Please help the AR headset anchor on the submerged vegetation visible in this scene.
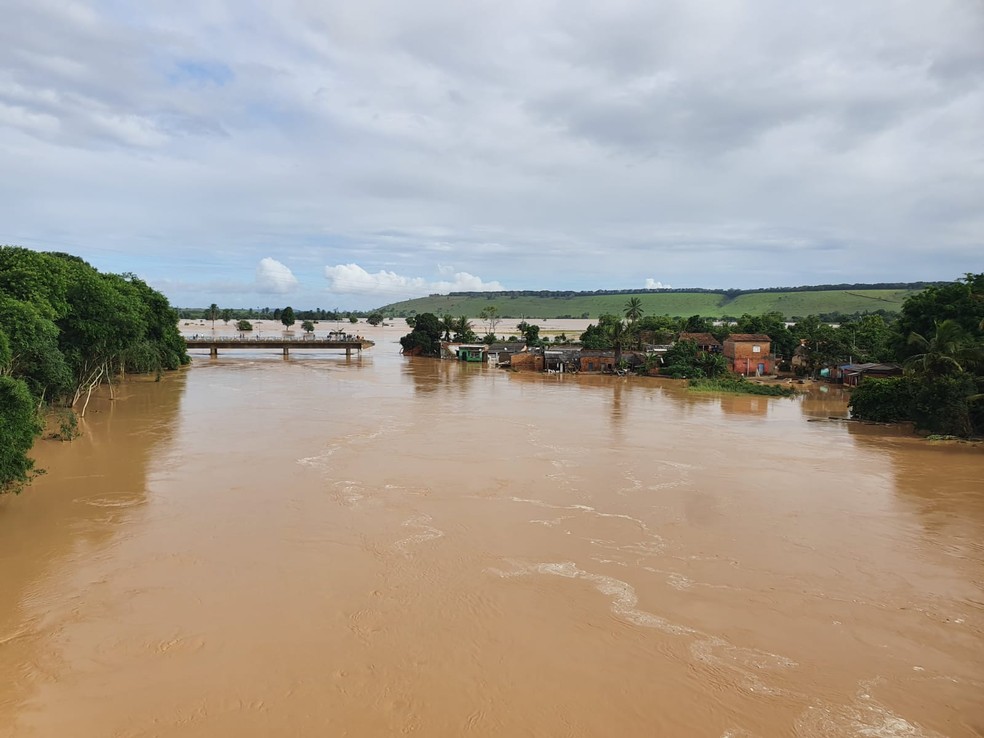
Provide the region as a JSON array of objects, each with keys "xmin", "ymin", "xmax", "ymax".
[
  {"xmin": 849, "ymin": 274, "xmax": 984, "ymax": 437},
  {"xmin": 687, "ymin": 376, "xmax": 798, "ymax": 397},
  {"xmin": 0, "ymin": 246, "xmax": 188, "ymax": 493}
]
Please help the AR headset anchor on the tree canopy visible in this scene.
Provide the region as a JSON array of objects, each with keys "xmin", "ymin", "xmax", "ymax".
[{"xmin": 0, "ymin": 246, "xmax": 189, "ymax": 492}]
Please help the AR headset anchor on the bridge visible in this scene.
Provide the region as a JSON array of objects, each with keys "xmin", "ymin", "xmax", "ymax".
[{"xmin": 184, "ymin": 336, "xmax": 374, "ymax": 357}]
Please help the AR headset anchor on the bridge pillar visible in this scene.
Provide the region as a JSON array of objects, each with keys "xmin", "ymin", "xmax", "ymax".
[
  {"xmin": 346, "ymin": 347, "xmax": 352, "ymax": 357},
  {"xmin": 283, "ymin": 346, "xmax": 289, "ymax": 357},
  {"xmin": 210, "ymin": 346, "xmax": 218, "ymax": 357}
]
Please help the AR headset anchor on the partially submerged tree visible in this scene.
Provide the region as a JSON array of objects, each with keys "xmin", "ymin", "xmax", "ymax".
[
  {"xmin": 479, "ymin": 305, "xmax": 501, "ymax": 336},
  {"xmin": 400, "ymin": 312, "xmax": 442, "ymax": 356},
  {"xmin": 281, "ymin": 306, "xmax": 296, "ymax": 330}
]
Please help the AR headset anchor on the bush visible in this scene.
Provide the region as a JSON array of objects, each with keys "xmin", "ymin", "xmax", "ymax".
[
  {"xmin": 849, "ymin": 377, "xmax": 916, "ymax": 423},
  {"xmin": 689, "ymin": 375, "xmax": 797, "ymax": 396},
  {"xmin": 850, "ymin": 375, "xmax": 978, "ymax": 436}
]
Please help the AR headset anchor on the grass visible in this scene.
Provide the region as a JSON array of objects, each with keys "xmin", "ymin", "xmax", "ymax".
[
  {"xmin": 378, "ymin": 289, "xmax": 920, "ymax": 320},
  {"xmin": 687, "ymin": 376, "xmax": 799, "ymax": 396}
]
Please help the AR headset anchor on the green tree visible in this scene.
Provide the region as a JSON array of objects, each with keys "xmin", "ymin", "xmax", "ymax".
[
  {"xmin": 894, "ymin": 273, "xmax": 984, "ymax": 355},
  {"xmin": 634, "ymin": 314, "xmax": 678, "ymax": 346},
  {"xmin": 0, "ymin": 375, "xmax": 42, "ymax": 493},
  {"xmin": 792, "ymin": 316, "xmax": 842, "ymax": 377},
  {"xmin": 661, "ymin": 340, "xmax": 728, "ymax": 379},
  {"xmin": 0, "ymin": 295, "xmax": 72, "ymax": 401},
  {"xmin": 440, "ymin": 314, "xmax": 456, "ymax": 341},
  {"xmin": 281, "ymin": 306, "xmax": 296, "ymax": 329},
  {"xmin": 301, "ymin": 320, "xmax": 315, "ymax": 334},
  {"xmin": 479, "ymin": 306, "xmax": 501, "ymax": 336},
  {"xmin": 349, "ymin": 315, "xmax": 358, "ymax": 324},
  {"xmin": 367, "ymin": 312, "xmax": 384, "ymax": 326},
  {"xmin": 452, "ymin": 316, "xmax": 477, "ymax": 343},
  {"xmin": 236, "ymin": 319, "xmax": 253, "ymax": 332},
  {"xmin": 905, "ymin": 319, "xmax": 981, "ymax": 377},
  {"xmin": 606, "ymin": 318, "xmax": 632, "ymax": 365},
  {"xmin": 207, "ymin": 303, "xmax": 219, "ymax": 329},
  {"xmin": 516, "ymin": 320, "xmax": 540, "ymax": 345},
  {"xmin": 683, "ymin": 315, "xmax": 710, "ymax": 333},
  {"xmin": 400, "ymin": 312, "xmax": 442, "ymax": 356},
  {"xmin": 623, "ymin": 297, "xmax": 644, "ymax": 323},
  {"xmin": 221, "ymin": 308, "xmax": 232, "ymax": 324}
]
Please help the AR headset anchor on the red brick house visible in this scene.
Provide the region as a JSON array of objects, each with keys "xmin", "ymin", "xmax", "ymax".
[{"xmin": 723, "ymin": 334, "xmax": 773, "ymax": 376}]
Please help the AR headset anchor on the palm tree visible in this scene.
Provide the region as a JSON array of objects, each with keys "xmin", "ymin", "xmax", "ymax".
[
  {"xmin": 208, "ymin": 303, "xmax": 219, "ymax": 330},
  {"xmin": 606, "ymin": 319, "xmax": 631, "ymax": 366},
  {"xmin": 624, "ymin": 297, "xmax": 644, "ymax": 323},
  {"xmin": 440, "ymin": 314, "xmax": 456, "ymax": 342},
  {"xmin": 452, "ymin": 316, "xmax": 474, "ymax": 342},
  {"xmin": 905, "ymin": 319, "xmax": 980, "ymax": 377}
]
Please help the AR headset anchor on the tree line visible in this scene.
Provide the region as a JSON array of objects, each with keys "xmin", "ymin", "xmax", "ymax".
[
  {"xmin": 436, "ymin": 281, "xmax": 943, "ymax": 300},
  {"xmin": 1, "ymin": 247, "xmax": 189, "ymax": 493}
]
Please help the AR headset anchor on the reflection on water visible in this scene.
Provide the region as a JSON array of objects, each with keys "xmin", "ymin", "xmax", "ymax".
[
  {"xmin": 1, "ymin": 345, "xmax": 982, "ymax": 737},
  {"xmin": 0, "ymin": 372, "xmax": 187, "ymax": 728}
]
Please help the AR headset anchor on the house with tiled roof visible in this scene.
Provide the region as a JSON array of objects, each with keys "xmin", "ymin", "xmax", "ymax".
[{"xmin": 677, "ymin": 333, "xmax": 722, "ymax": 353}]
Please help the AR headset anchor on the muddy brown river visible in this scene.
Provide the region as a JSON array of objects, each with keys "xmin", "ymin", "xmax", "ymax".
[{"xmin": 1, "ymin": 326, "xmax": 982, "ymax": 737}]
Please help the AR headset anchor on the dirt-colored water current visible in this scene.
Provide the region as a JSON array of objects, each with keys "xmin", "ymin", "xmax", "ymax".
[{"xmin": 1, "ymin": 323, "xmax": 982, "ymax": 737}]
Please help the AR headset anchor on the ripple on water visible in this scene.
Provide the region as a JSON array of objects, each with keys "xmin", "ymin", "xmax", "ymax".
[{"xmin": 487, "ymin": 560, "xmax": 799, "ymax": 697}]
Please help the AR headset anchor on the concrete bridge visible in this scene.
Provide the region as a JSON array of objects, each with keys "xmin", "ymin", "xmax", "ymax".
[{"xmin": 184, "ymin": 336, "xmax": 374, "ymax": 357}]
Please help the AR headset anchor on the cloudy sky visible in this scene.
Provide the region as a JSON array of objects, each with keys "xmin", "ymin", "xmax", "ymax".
[{"xmin": 1, "ymin": 0, "xmax": 981, "ymax": 309}]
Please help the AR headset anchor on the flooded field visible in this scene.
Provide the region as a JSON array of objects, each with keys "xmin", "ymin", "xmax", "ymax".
[{"xmin": 1, "ymin": 324, "xmax": 982, "ymax": 737}]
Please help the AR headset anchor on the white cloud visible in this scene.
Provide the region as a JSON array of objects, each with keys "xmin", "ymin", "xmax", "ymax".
[
  {"xmin": 256, "ymin": 257, "xmax": 299, "ymax": 293},
  {"xmin": 1, "ymin": 0, "xmax": 981, "ymax": 303},
  {"xmin": 645, "ymin": 279, "xmax": 671, "ymax": 289},
  {"xmin": 324, "ymin": 263, "xmax": 504, "ymax": 299}
]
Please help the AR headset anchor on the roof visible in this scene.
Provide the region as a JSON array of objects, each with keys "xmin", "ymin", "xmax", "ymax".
[
  {"xmin": 678, "ymin": 332, "xmax": 721, "ymax": 345},
  {"xmin": 488, "ymin": 342, "xmax": 526, "ymax": 352},
  {"xmin": 725, "ymin": 333, "xmax": 772, "ymax": 342},
  {"xmin": 841, "ymin": 363, "xmax": 902, "ymax": 373}
]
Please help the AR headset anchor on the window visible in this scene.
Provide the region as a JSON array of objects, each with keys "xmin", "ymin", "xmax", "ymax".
[{"xmin": 752, "ymin": 345, "xmax": 761, "ymax": 353}]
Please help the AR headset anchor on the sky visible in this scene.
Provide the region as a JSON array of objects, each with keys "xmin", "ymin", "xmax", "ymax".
[{"xmin": 1, "ymin": 1, "xmax": 982, "ymax": 310}]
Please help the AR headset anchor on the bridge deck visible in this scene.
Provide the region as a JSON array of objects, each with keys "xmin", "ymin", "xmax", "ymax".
[{"xmin": 184, "ymin": 338, "xmax": 373, "ymax": 355}]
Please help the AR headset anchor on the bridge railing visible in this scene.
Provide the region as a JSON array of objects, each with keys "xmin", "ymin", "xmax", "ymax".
[{"xmin": 184, "ymin": 335, "xmax": 364, "ymax": 343}]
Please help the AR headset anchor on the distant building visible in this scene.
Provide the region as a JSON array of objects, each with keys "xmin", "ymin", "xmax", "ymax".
[
  {"xmin": 677, "ymin": 333, "xmax": 722, "ymax": 353},
  {"xmin": 839, "ymin": 363, "xmax": 903, "ymax": 387},
  {"xmin": 723, "ymin": 334, "xmax": 773, "ymax": 376}
]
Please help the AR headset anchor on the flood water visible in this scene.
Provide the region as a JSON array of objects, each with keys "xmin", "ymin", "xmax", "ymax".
[{"xmin": 1, "ymin": 324, "xmax": 982, "ymax": 737}]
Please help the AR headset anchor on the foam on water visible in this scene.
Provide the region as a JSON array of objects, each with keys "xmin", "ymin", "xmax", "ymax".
[
  {"xmin": 394, "ymin": 514, "xmax": 444, "ymax": 555},
  {"xmin": 794, "ymin": 678, "xmax": 946, "ymax": 737}
]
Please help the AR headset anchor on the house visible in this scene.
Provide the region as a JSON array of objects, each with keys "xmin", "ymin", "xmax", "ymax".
[
  {"xmin": 723, "ymin": 334, "xmax": 773, "ymax": 376},
  {"xmin": 455, "ymin": 345, "xmax": 486, "ymax": 362},
  {"xmin": 508, "ymin": 351, "xmax": 545, "ymax": 371},
  {"xmin": 677, "ymin": 333, "xmax": 722, "ymax": 353},
  {"xmin": 840, "ymin": 363, "xmax": 903, "ymax": 387},
  {"xmin": 578, "ymin": 350, "xmax": 617, "ymax": 373},
  {"xmin": 543, "ymin": 348, "xmax": 581, "ymax": 373},
  {"xmin": 486, "ymin": 342, "xmax": 527, "ymax": 366}
]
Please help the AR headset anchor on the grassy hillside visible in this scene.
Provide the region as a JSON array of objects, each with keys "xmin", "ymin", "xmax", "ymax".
[{"xmin": 377, "ymin": 288, "xmax": 921, "ymax": 319}]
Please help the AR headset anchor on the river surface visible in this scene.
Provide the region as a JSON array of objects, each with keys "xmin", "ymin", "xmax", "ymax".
[{"xmin": 1, "ymin": 323, "xmax": 982, "ymax": 737}]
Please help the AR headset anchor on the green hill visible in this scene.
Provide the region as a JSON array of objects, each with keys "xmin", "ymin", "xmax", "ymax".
[{"xmin": 377, "ymin": 286, "xmax": 927, "ymax": 319}]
